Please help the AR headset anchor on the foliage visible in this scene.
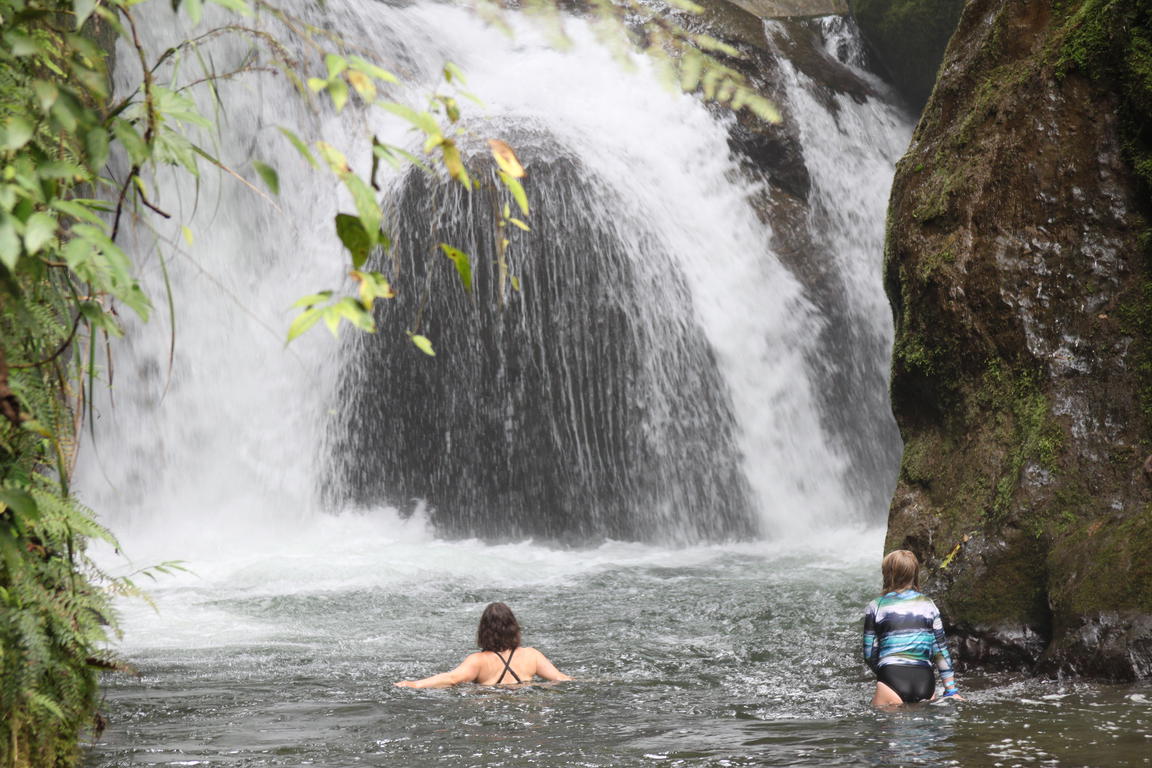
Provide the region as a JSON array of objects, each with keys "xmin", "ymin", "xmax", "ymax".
[
  {"xmin": 0, "ymin": 0, "xmax": 784, "ymax": 764},
  {"xmin": 1056, "ymin": 0, "xmax": 1152, "ymax": 198}
]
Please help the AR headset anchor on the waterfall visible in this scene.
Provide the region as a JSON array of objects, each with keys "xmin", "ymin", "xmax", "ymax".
[{"xmin": 74, "ymin": 1, "xmax": 912, "ymax": 551}]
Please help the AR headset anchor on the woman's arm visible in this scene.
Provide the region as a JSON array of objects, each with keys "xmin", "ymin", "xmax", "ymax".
[
  {"xmin": 395, "ymin": 654, "xmax": 482, "ymax": 689},
  {"xmin": 533, "ymin": 650, "xmax": 572, "ymax": 682},
  {"xmin": 862, "ymin": 600, "xmax": 880, "ymax": 675},
  {"xmin": 929, "ymin": 609, "xmax": 960, "ymax": 697}
]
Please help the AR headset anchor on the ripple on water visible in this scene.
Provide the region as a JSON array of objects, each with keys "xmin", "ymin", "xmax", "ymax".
[{"xmin": 86, "ymin": 544, "xmax": 1152, "ymax": 767}]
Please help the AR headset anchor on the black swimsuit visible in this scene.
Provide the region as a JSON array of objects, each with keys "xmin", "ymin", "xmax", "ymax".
[{"xmin": 494, "ymin": 649, "xmax": 522, "ymax": 684}]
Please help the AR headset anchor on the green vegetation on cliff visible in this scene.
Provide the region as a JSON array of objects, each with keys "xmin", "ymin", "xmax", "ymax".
[
  {"xmin": 884, "ymin": 0, "xmax": 1152, "ymax": 677},
  {"xmin": 1, "ymin": 2, "xmax": 786, "ymax": 762},
  {"xmin": 1057, "ymin": 0, "xmax": 1152, "ymax": 198}
]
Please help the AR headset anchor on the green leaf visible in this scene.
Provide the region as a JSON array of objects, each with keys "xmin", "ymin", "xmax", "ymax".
[
  {"xmin": 153, "ymin": 86, "xmax": 212, "ymax": 128},
  {"xmin": 0, "ymin": 489, "xmax": 39, "ymax": 525},
  {"xmin": 0, "ymin": 211, "xmax": 19, "ymax": 271},
  {"xmin": 692, "ymin": 33, "xmax": 742, "ymax": 58},
  {"xmin": 348, "ymin": 56, "xmax": 398, "ymax": 83},
  {"xmin": 51, "ymin": 97, "xmax": 79, "ymax": 132},
  {"xmin": 292, "ymin": 291, "xmax": 333, "ymax": 308},
  {"xmin": 335, "ymin": 297, "xmax": 375, "ymax": 332},
  {"xmin": 488, "ymin": 139, "xmax": 525, "ymax": 178},
  {"xmin": 316, "ymin": 141, "xmax": 350, "ymax": 174},
  {"xmin": 335, "ymin": 213, "xmax": 371, "ymax": 269},
  {"xmin": 0, "ymin": 117, "xmax": 34, "ymax": 151},
  {"xmin": 182, "ymin": 225, "xmax": 194, "ymax": 245},
  {"xmin": 508, "ymin": 217, "xmax": 530, "ymax": 231},
  {"xmin": 207, "ymin": 0, "xmax": 252, "ymax": 15},
  {"xmin": 498, "ymin": 170, "xmax": 529, "ymax": 215},
  {"xmin": 307, "ymin": 77, "xmax": 328, "ymax": 93},
  {"xmin": 85, "ymin": 126, "xmax": 110, "ymax": 170},
  {"xmin": 441, "ymin": 141, "xmax": 469, "ymax": 186},
  {"xmin": 510, "ymin": 275, "xmax": 521, "ymax": 292},
  {"xmin": 184, "ymin": 0, "xmax": 203, "ymax": 25},
  {"xmin": 342, "ymin": 174, "xmax": 381, "ymax": 242},
  {"xmin": 112, "ymin": 119, "xmax": 151, "ymax": 165},
  {"xmin": 278, "ymin": 127, "xmax": 317, "ymax": 168},
  {"xmin": 287, "ymin": 306, "xmax": 323, "ymax": 342},
  {"xmin": 409, "ymin": 333, "xmax": 436, "ymax": 356},
  {"xmin": 680, "ymin": 52, "xmax": 704, "ymax": 92},
  {"xmin": 4, "ymin": 31, "xmax": 40, "ymax": 57},
  {"xmin": 379, "ymin": 102, "xmax": 441, "ymax": 137},
  {"xmin": 439, "ymin": 243, "xmax": 473, "ymax": 293},
  {"xmin": 438, "ymin": 95, "xmax": 460, "ymax": 123},
  {"xmin": 253, "ymin": 160, "xmax": 280, "ymax": 195},
  {"xmin": 443, "ymin": 61, "xmax": 467, "ymax": 85},
  {"xmin": 78, "ymin": 299, "xmax": 123, "ymax": 337},
  {"xmin": 74, "ymin": 0, "xmax": 98, "ymax": 29},
  {"xmin": 327, "ymin": 78, "xmax": 349, "ymax": 112},
  {"xmin": 325, "ymin": 53, "xmax": 348, "ymax": 79},
  {"xmin": 23, "ymin": 212, "xmax": 57, "ymax": 255},
  {"xmin": 32, "ymin": 80, "xmax": 58, "ymax": 112},
  {"xmin": 323, "ymin": 305, "xmax": 341, "ymax": 336},
  {"xmin": 37, "ymin": 161, "xmax": 85, "ymax": 180},
  {"xmin": 373, "ymin": 143, "xmax": 431, "ymax": 173},
  {"xmin": 51, "ymin": 199, "xmax": 104, "ymax": 225},
  {"xmin": 347, "ymin": 70, "xmax": 377, "ymax": 103},
  {"xmin": 352, "ymin": 270, "xmax": 395, "ymax": 307}
]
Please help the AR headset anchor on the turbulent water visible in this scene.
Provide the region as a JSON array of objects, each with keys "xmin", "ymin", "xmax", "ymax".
[
  {"xmin": 84, "ymin": 524, "xmax": 1152, "ymax": 767},
  {"xmin": 73, "ymin": 0, "xmax": 1152, "ymax": 766}
]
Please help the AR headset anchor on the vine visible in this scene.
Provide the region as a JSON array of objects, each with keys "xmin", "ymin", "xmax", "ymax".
[{"xmin": 0, "ymin": 1, "xmax": 780, "ymax": 764}]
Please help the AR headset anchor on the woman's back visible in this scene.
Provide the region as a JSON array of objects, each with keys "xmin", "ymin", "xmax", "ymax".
[{"xmin": 472, "ymin": 647, "xmax": 558, "ymax": 685}]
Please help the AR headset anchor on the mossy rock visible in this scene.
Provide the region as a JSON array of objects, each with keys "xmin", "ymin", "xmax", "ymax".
[{"xmin": 883, "ymin": 0, "xmax": 1152, "ymax": 679}]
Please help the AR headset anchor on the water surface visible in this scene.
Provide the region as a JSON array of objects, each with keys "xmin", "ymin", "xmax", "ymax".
[{"xmin": 84, "ymin": 521, "xmax": 1152, "ymax": 767}]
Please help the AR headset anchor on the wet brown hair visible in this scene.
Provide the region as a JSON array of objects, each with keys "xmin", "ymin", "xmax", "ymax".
[
  {"xmin": 881, "ymin": 549, "xmax": 921, "ymax": 593},
  {"xmin": 476, "ymin": 602, "xmax": 522, "ymax": 652}
]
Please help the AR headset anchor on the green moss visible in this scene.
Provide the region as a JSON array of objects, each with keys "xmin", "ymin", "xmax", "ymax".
[
  {"xmin": 893, "ymin": 332, "xmax": 942, "ymax": 376},
  {"xmin": 1052, "ymin": 509, "xmax": 1152, "ymax": 614},
  {"xmin": 911, "ymin": 165, "xmax": 959, "ymax": 222},
  {"xmin": 1056, "ymin": 0, "xmax": 1152, "ymax": 222},
  {"xmin": 948, "ymin": 532, "xmax": 1051, "ymax": 629},
  {"xmin": 916, "ymin": 248, "xmax": 955, "ymax": 281},
  {"xmin": 974, "ymin": 363, "xmax": 1064, "ymax": 518}
]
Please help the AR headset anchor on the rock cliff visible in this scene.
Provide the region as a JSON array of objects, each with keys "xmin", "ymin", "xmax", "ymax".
[{"xmin": 883, "ymin": 0, "xmax": 1152, "ymax": 678}]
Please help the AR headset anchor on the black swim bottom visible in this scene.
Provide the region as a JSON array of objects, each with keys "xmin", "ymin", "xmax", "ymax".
[{"xmin": 877, "ymin": 664, "xmax": 935, "ymax": 703}]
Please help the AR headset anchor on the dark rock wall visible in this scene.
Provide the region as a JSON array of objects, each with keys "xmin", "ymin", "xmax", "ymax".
[
  {"xmin": 883, "ymin": 0, "xmax": 1152, "ymax": 678},
  {"xmin": 325, "ymin": 158, "xmax": 756, "ymax": 544},
  {"xmin": 849, "ymin": 0, "xmax": 967, "ymax": 108}
]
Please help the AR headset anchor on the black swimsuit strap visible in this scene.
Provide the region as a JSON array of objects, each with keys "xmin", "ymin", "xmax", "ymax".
[{"xmin": 494, "ymin": 648, "xmax": 522, "ymax": 684}]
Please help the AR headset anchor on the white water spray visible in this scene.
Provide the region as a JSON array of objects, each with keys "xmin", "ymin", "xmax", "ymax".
[{"xmin": 76, "ymin": 1, "xmax": 910, "ymax": 557}]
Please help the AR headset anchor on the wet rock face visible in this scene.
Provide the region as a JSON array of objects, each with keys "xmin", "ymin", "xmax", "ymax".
[
  {"xmin": 849, "ymin": 0, "xmax": 966, "ymax": 108},
  {"xmin": 884, "ymin": 0, "xmax": 1152, "ymax": 679},
  {"xmin": 326, "ymin": 159, "xmax": 756, "ymax": 545}
]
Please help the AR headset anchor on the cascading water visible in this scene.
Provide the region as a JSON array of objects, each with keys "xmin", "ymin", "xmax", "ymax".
[
  {"xmin": 77, "ymin": 2, "xmax": 902, "ymax": 547},
  {"xmin": 82, "ymin": 6, "xmax": 1149, "ymax": 768}
]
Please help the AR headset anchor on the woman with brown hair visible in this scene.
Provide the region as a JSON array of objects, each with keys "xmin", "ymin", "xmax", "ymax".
[
  {"xmin": 395, "ymin": 602, "xmax": 572, "ymax": 688},
  {"xmin": 862, "ymin": 550, "xmax": 963, "ymax": 706}
]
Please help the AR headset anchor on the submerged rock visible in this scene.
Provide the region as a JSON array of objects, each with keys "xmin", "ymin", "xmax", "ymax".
[{"xmin": 883, "ymin": 0, "xmax": 1152, "ymax": 679}]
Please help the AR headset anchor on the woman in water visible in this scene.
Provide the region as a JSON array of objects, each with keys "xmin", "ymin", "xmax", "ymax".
[
  {"xmin": 862, "ymin": 550, "xmax": 962, "ymax": 706},
  {"xmin": 395, "ymin": 602, "xmax": 572, "ymax": 688}
]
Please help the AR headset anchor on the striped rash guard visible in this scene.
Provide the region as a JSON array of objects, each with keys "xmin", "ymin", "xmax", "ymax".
[{"xmin": 862, "ymin": 589, "xmax": 958, "ymax": 696}]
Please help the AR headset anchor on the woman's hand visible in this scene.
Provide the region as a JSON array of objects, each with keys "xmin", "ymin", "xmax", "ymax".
[{"xmin": 394, "ymin": 680, "xmax": 419, "ymax": 688}]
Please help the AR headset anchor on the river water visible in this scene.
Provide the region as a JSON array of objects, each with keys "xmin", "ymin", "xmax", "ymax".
[
  {"xmin": 76, "ymin": 1, "xmax": 1152, "ymax": 765},
  {"xmin": 84, "ymin": 521, "xmax": 1152, "ymax": 767}
]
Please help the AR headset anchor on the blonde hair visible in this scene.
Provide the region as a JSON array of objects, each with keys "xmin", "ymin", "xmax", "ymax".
[{"xmin": 882, "ymin": 549, "xmax": 921, "ymax": 593}]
